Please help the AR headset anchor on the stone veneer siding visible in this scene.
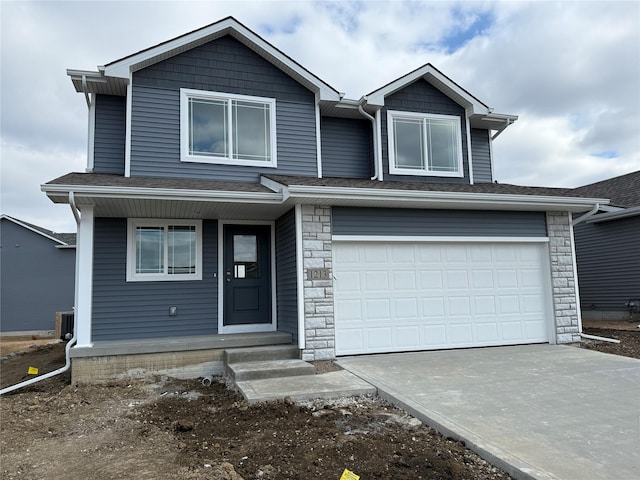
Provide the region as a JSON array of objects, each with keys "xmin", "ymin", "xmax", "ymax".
[
  {"xmin": 300, "ymin": 205, "xmax": 336, "ymax": 361},
  {"xmin": 546, "ymin": 211, "xmax": 580, "ymax": 343}
]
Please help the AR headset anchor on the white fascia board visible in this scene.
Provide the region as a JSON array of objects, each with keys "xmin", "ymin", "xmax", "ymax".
[
  {"xmin": 284, "ymin": 185, "xmax": 610, "ymax": 211},
  {"xmin": 103, "ymin": 18, "xmax": 340, "ymax": 102},
  {"xmin": 41, "ymin": 184, "xmax": 283, "ymax": 204},
  {"xmin": 587, "ymin": 205, "xmax": 640, "ymax": 223}
]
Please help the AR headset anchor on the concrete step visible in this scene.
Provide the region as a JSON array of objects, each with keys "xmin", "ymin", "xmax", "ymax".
[
  {"xmin": 236, "ymin": 370, "xmax": 377, "ymax": 403},
  {"xmin": 224, "ymin": 345, "xmax": 299, "ymax": 364},
  {"xmin": 226, "ymin": 359, "xmax": 315, "ymax": 382}
]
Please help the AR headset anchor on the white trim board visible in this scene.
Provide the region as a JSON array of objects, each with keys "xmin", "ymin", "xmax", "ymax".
[{"xmin": 332, "ymin": 235, "xmax": 550, "ymax": 243}]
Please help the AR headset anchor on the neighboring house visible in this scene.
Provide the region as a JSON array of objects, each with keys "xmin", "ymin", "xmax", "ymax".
[
  {"xmin": 571, "ymin": 171, "xmax": 640, "ymax": 320},
  {"xmin": 0, "ymin": 215, "xmax": 76, "ymax": 336},
  {"xmin": 42, "ymin": 17, "xmax": 605, "ymax": 381}
]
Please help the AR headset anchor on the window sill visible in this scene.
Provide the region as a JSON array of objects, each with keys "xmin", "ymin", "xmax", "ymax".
[
  {"xmin": 126, "ymin": 273, "xmax": 203, "ymax": 283},
  {"xmin": 181, "ymin": 155, "xmax": 277, "ymax": 169},
  {"xmin": 388, "ymin": 167, "xmax": 464, "ymax": 178}
]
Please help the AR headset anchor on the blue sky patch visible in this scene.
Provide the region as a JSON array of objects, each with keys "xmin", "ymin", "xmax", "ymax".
[
  {"xmin": 591, "ymin": 151, "xmax": 619, "ymax": 159},
  {"xmin": 439, "ymin": 10, "xmax": 494, "ymax": 53}
]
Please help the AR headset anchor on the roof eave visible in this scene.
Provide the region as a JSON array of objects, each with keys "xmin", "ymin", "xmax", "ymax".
[
  {"xmin": 587, "ymin": 205, "xmax": 640, "ymax": 223},
  {"xmin": 282, "ymin": 185, "xmax": 608, "ymax": 212},
  {"xmin": 41, "ymin": 184, "xmax": 284, "ymax": 205}
]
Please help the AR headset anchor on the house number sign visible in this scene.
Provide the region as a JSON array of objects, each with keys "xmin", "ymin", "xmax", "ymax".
[{"xmin": 307, "ymin": 268, "xmax": 330, "ymax": 280}]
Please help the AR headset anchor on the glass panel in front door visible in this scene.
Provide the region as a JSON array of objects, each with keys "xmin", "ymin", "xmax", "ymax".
[{"xmin": 233, "ymin": 234, "xmax": 258, "ymax": 278}]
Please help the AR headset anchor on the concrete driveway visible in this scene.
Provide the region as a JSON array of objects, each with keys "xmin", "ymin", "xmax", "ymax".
[{"xmin": 338, "ymin": 345, "xmax": 639, "ymax": 480}]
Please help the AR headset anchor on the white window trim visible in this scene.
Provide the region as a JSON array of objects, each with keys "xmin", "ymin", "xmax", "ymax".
[
  {"xmin": 126, "ymin": 219, "xmax": 203, "ymax": 282},
  {"xmin": 387, "ymin": 110, "xmax": 463, "ymax": 178},
  {"xmin": 180, "ymin": 88, "xmax": 277, "ymax": 168}
]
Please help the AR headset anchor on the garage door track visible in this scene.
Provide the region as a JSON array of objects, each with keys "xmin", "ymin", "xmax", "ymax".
[{"xmin": 338, "ymin": 345, "xmax": 639, "ymax": 480}]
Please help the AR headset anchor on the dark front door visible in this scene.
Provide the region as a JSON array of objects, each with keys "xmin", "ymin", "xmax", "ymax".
[{"xmin": 223, "ymin": 224, "xmax": 272, "ymax": 326}]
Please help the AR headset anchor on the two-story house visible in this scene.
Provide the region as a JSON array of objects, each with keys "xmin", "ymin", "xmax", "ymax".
[{"xmin": 43, "ymin": 17, "xmax": 605, "ymax": 382}]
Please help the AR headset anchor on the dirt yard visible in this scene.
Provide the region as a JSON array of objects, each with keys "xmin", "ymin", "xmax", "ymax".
[{"xmin": 1, "ymin": 325, "xmax": 638, "ymax": 480}]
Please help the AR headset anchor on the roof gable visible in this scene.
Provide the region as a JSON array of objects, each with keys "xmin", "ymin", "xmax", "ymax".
[
  {"xmin": 100, "ymin": 17, "xmax": 340, "ymax": 102},
  {"xmin": 0, "ymin": 215, "xmax": 76, "ymax": 246}
]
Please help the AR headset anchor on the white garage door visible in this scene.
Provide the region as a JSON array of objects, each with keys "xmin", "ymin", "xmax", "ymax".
[{"xmin": 334, "ymin": 241, "xmax": 551, "ymax": 355}]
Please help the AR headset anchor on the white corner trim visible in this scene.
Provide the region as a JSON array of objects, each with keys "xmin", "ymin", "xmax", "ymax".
[
  {"xmin": 75, "ymin": 206, "xmax": 94, "ymax": 348},
  {"xmin": 332, "ymin": 235, "xmax": 550, "ymax": 243},
  {"xmin": 87, "ymin": 95, "xmax": 95, "ymax": 172},
  {"xmin": 465, "ymin": 114, "xmax": 473, "ymax": 184},
  {"xmin": 295, "ymin": 205, "xmax": 306, "ymax": 349},
  {"xmin": 568, "ymin": 212, "xmax": 584, "ymax": 334},
  {"xmin": 488, "ymin": 132, "xmax": 495, "ymax": 183},
  {"xmin": 315, "ymin": 98, "xmax": 322, "ymax": 178},
  {"xmin": 375, "ymin": 109, "xmax": 383, "ymax": 181},
  {"xmin": 124, "ymin": 79, "xmax": 132, "ymax": 177}
]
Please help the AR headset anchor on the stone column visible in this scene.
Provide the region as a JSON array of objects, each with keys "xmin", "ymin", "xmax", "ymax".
[
  {"xmin": 300, "ymin": 205, "xmax": 335, "ymax": 361},
  {"xmin": 546, "ymin": 211, "xmax": 580, "ymax": 343}
]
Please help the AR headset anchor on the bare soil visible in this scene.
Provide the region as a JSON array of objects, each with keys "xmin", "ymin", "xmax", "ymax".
[{"xmin": 1, "ymin": 326, "xmax": 638, "ymax": 480}]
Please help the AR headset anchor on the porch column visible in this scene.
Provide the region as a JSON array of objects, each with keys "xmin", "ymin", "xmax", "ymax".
[
  {"xmin": 546, "ymin": 211, "xmax": 580, "ymax": 343},
  {"xmin": 300, "ymin": 205, "xmax": 335, "ymax": 361},
  {"xmin": 75, "ymin": 206, "xmax": 94, "ymax": 348}
]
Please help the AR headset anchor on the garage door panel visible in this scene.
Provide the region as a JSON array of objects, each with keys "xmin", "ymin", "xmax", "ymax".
[
  {"xmin": 420, "ymin": 270, "xmax": 444, "ymax": 289},
  {"xmin": 423, "ymin": 297, "xmax": 446, "ymax": 316},
  {"xmin": 335, "ymin": 241, "xmax": 550, "ymax": 355}
]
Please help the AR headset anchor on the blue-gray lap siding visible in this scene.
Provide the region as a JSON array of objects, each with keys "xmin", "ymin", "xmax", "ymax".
[
  {"xmin": 275, "ymin": 210, "xmax": 298, "ymax": 343},
  {"xmin": 0, "ymin": 219, "xmax": 75, "ymax": 332},
  {"xmin": 130, "ymin": 35, "xmax": 318, "ymax": 182},
  {"xmin": 93, "ymin": 94, "xmax": 126, "ymax": 175},
  {"xmin": 381, "ymin": 79, "xmax": 471, "ymax": 184},
  {"xmin": 574, "ymin": 216, "xmax": 640, "ymax": 311},
  {"xmin": 91, "ymin": 218, "xmax": 218, "ymax": 341},
  {"xmin": 321, "ymin": 117, "xmax": 373, "ymax": 179},
  {"xmin": 470, "ymin": 128, "xmax": 492, "ymax": 183},
  {"xmin": 332, "ymin": 207, "xmax": 548, "ymax": 237}
]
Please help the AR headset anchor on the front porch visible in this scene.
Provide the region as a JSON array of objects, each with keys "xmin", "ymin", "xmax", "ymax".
[{"xmin": 70, "ymin": 331, "xmax": 292, "ymax": 383}]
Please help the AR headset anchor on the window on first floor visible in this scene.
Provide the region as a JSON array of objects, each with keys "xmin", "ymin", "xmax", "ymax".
[
  {"xmin": 127, "ymin": 219, "xmax": 202, "ymax": 281},
  {"xmin": 387, "ymin": 110, "xmax": 463, "ymax": 177},
  {"xmin": 180, "ymin": 88, "xmax": 277, "ymax": 168}
]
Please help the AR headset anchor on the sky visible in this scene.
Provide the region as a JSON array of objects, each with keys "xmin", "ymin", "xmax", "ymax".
[{"xmin": 1, "ymin": 0, "xmax": 639, "ymax": 233}]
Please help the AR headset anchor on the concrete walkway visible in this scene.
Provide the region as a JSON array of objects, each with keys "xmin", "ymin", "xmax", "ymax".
[{"xmin": 338, "ymin": 345, "xmax": 640, "ymax": 480}]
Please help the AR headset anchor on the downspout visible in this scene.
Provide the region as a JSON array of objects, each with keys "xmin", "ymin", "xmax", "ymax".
[
  {"xmin": 0, "ymin": 194, "xmax": 81, "ymax": 395},
  {"xmin": 358, "ymin": 98, "xmax": 379, "ymax": 180},
  {"xmin": 567, "ymin": 205, "xmax": 620, "ymax": 344}
]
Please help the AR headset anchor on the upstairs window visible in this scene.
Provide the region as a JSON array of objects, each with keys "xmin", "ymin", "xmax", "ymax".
[
  {"xmin": 127, "ymin": 219, "xmax": 202, "ymax": 282},
  {"xmin": 387, "ymin": 111, "xmax": 463, "ymax": 177},
  {"xmin": 180, "ymin": 89, "xmax": 277, "ymax": 167}
]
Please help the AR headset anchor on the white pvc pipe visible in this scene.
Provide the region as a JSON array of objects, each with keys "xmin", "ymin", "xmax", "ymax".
[
  {"xmin": 580, "ymin": 333, "xmax": 620, "ymax": 344},
  {"xmin": 0, "ymin": 337, "xmax": 77, "ymax": 395}
]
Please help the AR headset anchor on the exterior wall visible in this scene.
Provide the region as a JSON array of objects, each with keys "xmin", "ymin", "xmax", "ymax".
[
  {"xmin": 91, "ymin": 218, "xmax": 218, "ymax": 341},
  {"xmin": 93, "ymin": 94, "xmax": 126, "ymax": 174},
  {"xmin": 470, "ymin": 128, "xmax": 492, "ymax": 183},
  {"xmin": 381, "ymin": 79, "xmax": 470, "ymax": 184},
  {"xmin": 0, "ymin": 219, "xmax": 75, "ymax": 333},
  {"xmin": 275, "ymin": 210, "xmax": 298, "ymax": 343},
  {"xmin": 130, "ymin": 35, "xmax": 317, "ymax": 181},
  {"xmin": 333, "ymin": 207, "xmax": 548, "ymax": 237},
  {"xmin": 300, "ymin": 206, "xmax": 335, "ymax": 361},
  {"xmin": 546, "ymin": 212, "xmax": 580, "ymax": 343},
  {"xmin": 320, "ymin": 117, "xmax": 373, "ymax": 179},
  {"xmin": 574, "ymin": 216, "xmax": 640, "ymax": 312}
]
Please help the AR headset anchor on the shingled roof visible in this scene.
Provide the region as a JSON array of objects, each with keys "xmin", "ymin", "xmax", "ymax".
[{"xmin": 571, "ymin": 171, "xmax": 640, "ymax": 208}]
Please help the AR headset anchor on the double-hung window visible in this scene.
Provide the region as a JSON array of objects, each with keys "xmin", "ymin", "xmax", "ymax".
[
  {"xmin": 127, "ymin": 219, "xmax": 202, "ymax": 282},
  {"xmin": 387, "ymin": 111, "xmax": 463, "ymax": 177},
  {"xmin": 180, "ymin": 88, "xmax": 277, "ymax": 168}
]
